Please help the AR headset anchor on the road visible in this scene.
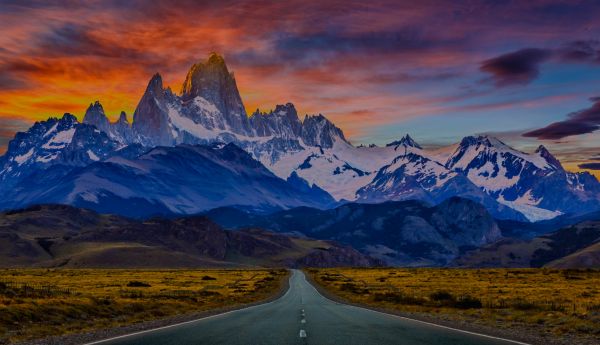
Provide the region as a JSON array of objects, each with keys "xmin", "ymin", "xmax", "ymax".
[{"xmin": 88, "ymin": 270, "xmax": 528, "ymax": 345}]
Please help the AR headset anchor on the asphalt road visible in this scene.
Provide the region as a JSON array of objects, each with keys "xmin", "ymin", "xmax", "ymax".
[{"xmin": 89, "ymin": 270, "xmax": 528, "ymax": 345}]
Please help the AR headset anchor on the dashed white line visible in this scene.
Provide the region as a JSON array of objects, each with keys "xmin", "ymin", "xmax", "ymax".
[
  {"xmin": 301, "ymin": 319, "xmax": 306, "ymax": 324},
  {"xmin": 299, "ymin": 329, "xmax": 307, "ymax": 338}
]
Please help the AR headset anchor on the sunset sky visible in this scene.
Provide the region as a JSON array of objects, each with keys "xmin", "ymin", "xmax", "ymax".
[{"xmin": 1, "ymin": 1, "xmax": 600, "ymax": 175}]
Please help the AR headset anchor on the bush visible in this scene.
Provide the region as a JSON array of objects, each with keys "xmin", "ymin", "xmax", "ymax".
[
  {"xmin": 126, "ymin": 281, "xmax": 151, "ymax": 287},
  {"xmin": 512, "ymin": 299, "xmax": 538, "ymax": 311},
  {"xmin": 430, "ymin": 290, "xmax": 454, "ymax": 302},
  {"xmin": 340, "ymin": 283, "xmax": 369, "ymax": 294},
  {"xmin": 454, "ymin": 295, "xmax": 482, "ymax": 309},
  {"xmin": 373, "ymin": 292, "xmax": 426, "ymax": 306},
  {"xmin": 201, "ymin": 276, "xmax": 217, "ymax": 281}
]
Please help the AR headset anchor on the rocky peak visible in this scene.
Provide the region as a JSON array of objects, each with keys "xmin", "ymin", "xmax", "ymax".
[
  {"xmin": 146, "ymin": 73, "xmax": 165, "ymax": 99},
  {"xmin": 132, "ymin": 73, "xmax": 173, "ymax": 146},
  {"xmin": 301, "ymin": 114, "xmax": 347, "ymax": 148},
  {"xmin": 274, "ymin": 103, "xmax": 297, "ymax": 115},
  {"xmin": 117, "ymin": 111, "xmax": 129, "ymax": 125},
  {"xmin": 179, "ymin": 53, "xmax": 251, "ymax": 135},
  {"xmin": 250, "ymin": 103, "xmax": 303, "ymax": 138},
  {"xmin": 82, "ymin": 101, "xmax": 110, "ymax": 131},
  {"xmin": 180, "ymin": 53, "xmax": 232, "ymax": 99},
  {"xmin": 386, "ymin": 134, "xmax": 422, "ymax": 149},
  {"xmin": 535, "ymin": 145, "xmax": 563, "ymax": 170},
  {"xmin": 459, "ymin": 135, "xmax": 503, "ymax": 148},
  {"xmin": 61, "ymin": 113, "xmax": 78, "ymax": 126}
]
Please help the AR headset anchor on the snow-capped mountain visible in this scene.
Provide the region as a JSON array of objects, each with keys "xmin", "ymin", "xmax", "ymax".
[
  {"xmin": 0, "ymin": 113, "xmax": 119, "ymax": 191},
  {"xmin": 354, "ymin": 138, "xmax": 526, "ymax": 220},
  {"xmin": 83, "ymin": 101, "xmax": 133, "ymax": 144},
  {"xmin": 0, "ymin": 143, "xmax": 335, "ymax": 218},
  {"xmin": 444, "ymin": 136, "xmax": 600, "ymax": 221},
  {"xmin": 1, "ymin": 53, "xmax": 599, "ymax": 222},
  {"xmin": 129, "ymin": 53, "xmax": 346, "ymax": 160}
]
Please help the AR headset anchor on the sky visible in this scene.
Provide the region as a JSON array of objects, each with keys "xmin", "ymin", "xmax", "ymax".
[{"xmin": 1, "ymin": 0, "xmax": 600, "ymax": 176}]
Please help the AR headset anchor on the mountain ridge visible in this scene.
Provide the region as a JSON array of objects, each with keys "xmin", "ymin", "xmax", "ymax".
[
  {"xmin": 1, "ymin": 53, "xmax": 599, "ymax": 222},
  {"xmin": 0, "ymin": 204, "xmax": 378, "ymax": 268}
]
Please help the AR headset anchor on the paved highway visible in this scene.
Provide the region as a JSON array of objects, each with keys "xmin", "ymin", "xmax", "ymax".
[{"xmin": 88, "ymin": 270, "xmax": 528, "ymax": 345}]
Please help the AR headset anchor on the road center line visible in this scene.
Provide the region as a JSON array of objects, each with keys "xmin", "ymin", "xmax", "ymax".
[{"xmin": 299, "ymin": 329, "xmax": 307, "ymax": 338}]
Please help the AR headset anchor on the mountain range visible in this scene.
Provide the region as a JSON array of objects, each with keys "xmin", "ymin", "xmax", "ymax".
[
  {"xmin": 204, "ymin": 197, "xmax": 502, "ymax": 266},
  {"xmin": 1, "ymin": 53, "xmax": 600, "ymax": 223}
]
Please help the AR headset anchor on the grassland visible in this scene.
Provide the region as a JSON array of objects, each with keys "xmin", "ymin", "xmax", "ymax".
[
  {"xmin": 0, "ymin": 268, "xmax": 287, "ymax": 344},
  {"xmin": 308, "ymin": 268, "xmax": 600, "ymax": 343}
]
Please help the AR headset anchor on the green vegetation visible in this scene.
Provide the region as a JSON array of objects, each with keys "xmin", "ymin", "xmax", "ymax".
[
  {"xmin": 308, "ymin": 268, "xmax": 600, "ymax": 342},
  {"xmin": 0, "ymin": 269, "xmax": 287, "ymax": 344}
]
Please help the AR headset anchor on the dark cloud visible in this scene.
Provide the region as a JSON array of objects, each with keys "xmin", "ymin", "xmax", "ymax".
[
  {"xmin": 559, "ymin": 40, "xmax": 600, "ymax": 64},
  {"xmin": 232, "ymin": 27, "xmax": 457, "ymax": 69},
  {"xmin": 481, "ymin": 41, "xmax": 600, "ymax": 87},
  {"xmin": 273, "ymin": 29, "xmax": 437, "ymax": 57},
  {"xmin": 523, "ymin": 98, "xmax": 600, "ymax": 139},
  {"xmin": 578, "ymin": 162, "xmax": 600, "ymax": 170},
  {"xmin": 480, "ymin": 48, "xmax": 552, "ymax": 87},
  {"xmin": 38, "ymin": 23, "xmax": 147, "ymax": 59},
  {"xmin": 0, "ymin": 73, "xmax": 29, "ymax": 90}
]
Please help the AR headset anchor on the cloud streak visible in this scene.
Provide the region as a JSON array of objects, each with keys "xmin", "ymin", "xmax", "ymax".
[
  {"xmin": 480, "ymin": 40, "xmax": 600, "ymax": 87},
  {"xmin": 1, "ymin": 0, "xmax": 600, "ymax": 160},
  {"xmin": 523, "ymin": 97, "xmax": 600, "ymax": 139}
]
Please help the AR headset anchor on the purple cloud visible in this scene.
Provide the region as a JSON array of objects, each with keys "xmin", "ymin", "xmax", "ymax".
[
  {"xmin": 578, "ymin": 163, "xmax": 600, "ymax": 170},
  {"xmin": 480, "ymin": 48, "xmax": 552, "ymax": 87},
  {"xmin": 523, "ymin": 98, "xmax": 600, "ymax": 140}
]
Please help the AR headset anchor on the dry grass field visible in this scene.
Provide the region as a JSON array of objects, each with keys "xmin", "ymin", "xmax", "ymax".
[
  {"xmin": 0, "ymin": 268, "xmax": 287, "ymax": 344},
  {"xmin": 308, "ymin": 268, "xmax": 600, "ymax": 342}
]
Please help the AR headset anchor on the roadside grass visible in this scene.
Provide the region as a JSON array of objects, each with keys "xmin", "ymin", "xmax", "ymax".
[
  {"xmin": 308, "ymin": 268, "xmax": 600, "ymax": 341},
  {"xmin": 0, "ymin": 269, "xmax": 287, "ymax": 344}
]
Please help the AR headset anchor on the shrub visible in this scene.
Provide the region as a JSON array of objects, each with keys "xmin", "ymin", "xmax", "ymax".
[
  {"xmin": 201, "ymin": 276, "xmax": 217, "ymax": 281},
  {"xmin": 512, "ymin": 299, "xmax": 538, "ymax": 311},
  {"xmin": 454, "ymin": 295, "xmax": 482, "ymax": 309},
  {"xmin": 373, "ymin": 292, "xmax": 426, "ymax": 306},
  {"xmin": 430, "ymin": 290, "xmax": 454, "ymax": 302},
  {"xmin": 339, "ymin": 283, "xmax": 369, "ymax": 294},
  {"xmin": 126, "ymin": 281, "xmax": 151, "ymax": 287}
]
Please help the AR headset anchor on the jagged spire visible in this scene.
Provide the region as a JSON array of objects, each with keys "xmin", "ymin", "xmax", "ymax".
[
  {"xmin": 535, "ymin": 145, "xmax": 563, "ymax": 170},
  {"xmin": 178, "ymin": 52, "xmax": 252, "ymax": 135},
  {"xmin": 117, "ymin": 111, "xmax": 128, "ymax": 124},
  {"xmin": 386, "ymin": 134, "xmax": 422, "ymax": 149},
  {"xmin": 82, "ymin": 100, "xmax": 109, "ymax": 130}
]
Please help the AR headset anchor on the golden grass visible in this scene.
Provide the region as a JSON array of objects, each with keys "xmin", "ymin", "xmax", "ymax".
[
  {"xmin": 0, "ymin": 268, "xmax": 287, "ymax": 344},
  {"xmin": 308, "ymin": 268, "xmax": 600, "ymax": 339}
]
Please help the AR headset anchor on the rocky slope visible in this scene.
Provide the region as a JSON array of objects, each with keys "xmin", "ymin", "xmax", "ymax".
[
  {"xmin": 454, "ymin": 219, "xmax": 600, "ymax": 268},
  {"xmin": 0, "ymin": 205, "xmax": 379, "ymax": 268},
  {"xmin": 205, "ymin": 197, "xmax": 502, "ymax": 266}
]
